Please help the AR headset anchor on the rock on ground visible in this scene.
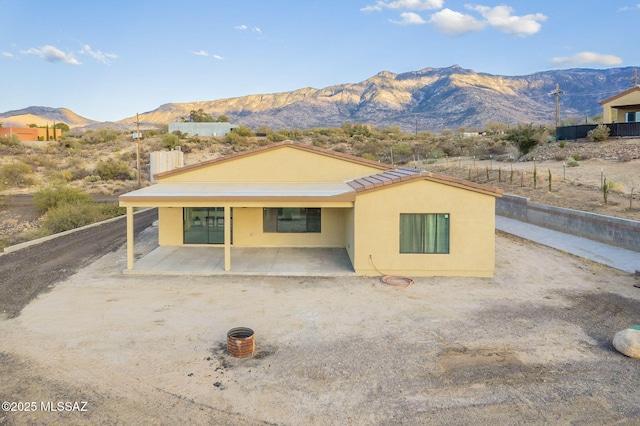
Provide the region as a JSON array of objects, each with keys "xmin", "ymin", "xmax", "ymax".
[{"xmin": 613, "ymin": 328, "xmax": 640, "ymax": 359}]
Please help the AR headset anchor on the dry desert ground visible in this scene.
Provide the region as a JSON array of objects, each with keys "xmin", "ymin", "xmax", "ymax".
[{"xmin": 1, "ymin": 225, "xmax": 640, "ymax": 425}]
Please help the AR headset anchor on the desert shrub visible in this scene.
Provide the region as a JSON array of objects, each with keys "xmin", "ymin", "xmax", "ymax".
[
  {"xmin": 33, "ymin": 185, "xmax": 93, "ymax": 213},
  {"xmin": 42, "ymin": 202, "xmax": 124, "ymax": 234},
  {"xmin": 81, "ymin": 128, "xmax": 120, "ymax": 144},
  {"xmin": 559, "ymin": 141, "xmax": 566, "ymax": 148},
  {"xmin": 234, "ymin": 125, "xmax": 254, "ymax": 137},
  {"xmin": 22, "ymin": 154, "xmax": 57, "ymax": 169},
  {"xmin": 161, "ymin": 133, "xmax": 180, "ymax": 150},
  {"xmin": 566, "ymin": 158, "xmax": 579, "ymax": 167},
  {"xmin": 267, "ymin": 132, "xmax": 287, "ymax": 142},
  {"xmin": 224, "ymin": 131, "xmax": 249, "ymax": 148},
  {"xmin": 505, "ymin": 123, "xmax": 545, "ymax": 155},
  {"xmin": 360, "ymin": 153, "xmax": 376, "ymax": 161},
  {"xmin": 0, "ymin": 134, "xmax": 21, "ymax": 148},
  {"xmin": 587, "ymin": 124, "xmax": 610, "ymax": 142},
  {"xmin": 95, "ymin": 159, "xmax": 136, "ymax": 180},
  {"xmin": 0, "ymin": 162, "xmax": 36, "ymax": 188},
  {"xmin": 0, "ymin": 135, "xmax": 24, "ymax": 155}
]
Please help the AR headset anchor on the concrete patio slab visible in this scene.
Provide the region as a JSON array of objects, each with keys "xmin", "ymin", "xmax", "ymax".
[{"xmin": 124, "ymin": 246, "xmax": 355, "ymax": 276}]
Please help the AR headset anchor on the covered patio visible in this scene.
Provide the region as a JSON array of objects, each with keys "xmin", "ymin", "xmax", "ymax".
[{"xmin": 122, "ymin": 245, "xmax": 355, "ymax": 276}]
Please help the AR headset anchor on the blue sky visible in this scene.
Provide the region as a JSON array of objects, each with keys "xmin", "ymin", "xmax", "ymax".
[{"xmin": 1, "ymin": 0, "xmax": 639, "ymax": 122}]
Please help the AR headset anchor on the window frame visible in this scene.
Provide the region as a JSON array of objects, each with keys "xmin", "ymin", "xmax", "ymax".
[
  {"xmin": 399, "ymin": 213, "xmax": 450, "ymax": 254},
  {"xmin": 263, "ymin": 207, "xmax": 321, "ymax": 233}
]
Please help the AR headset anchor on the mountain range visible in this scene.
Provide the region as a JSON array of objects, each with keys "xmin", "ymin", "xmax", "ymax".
[{"xmin": 1, "ymin": 65, "xmax": 637, "ymax": 133}]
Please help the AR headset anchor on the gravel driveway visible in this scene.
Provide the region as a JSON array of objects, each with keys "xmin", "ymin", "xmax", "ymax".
[{"xmin": 1, "ymin": 226, "xmax": 639, "ymax": 425}]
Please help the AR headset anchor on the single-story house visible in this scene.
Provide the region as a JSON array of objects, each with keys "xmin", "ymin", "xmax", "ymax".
[
  {"xmin": 119, "ymin": 141, "xmax": 502, "ymax": 277},
  {"xmin": 168, "ymin": 122, "xmax": 238, "ymax": 137},
  {"xmin": 600, "ymin": 85, "xmax": 640, "ymax": 123},
  {"xmin": 0, "ymin": 126, "xmax": 62, "ymax": 142}
]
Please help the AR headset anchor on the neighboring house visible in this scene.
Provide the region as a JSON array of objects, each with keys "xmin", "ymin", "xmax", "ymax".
[
  {"xmin": 600, "ymin": 85, "xmax": 640, "ymax": 123},
  {"xmin": 168, "ymin": 122, "xmax": 238, "ymax": 137},
  {"xmin": 0, "ymin": 126, "xmax": 38, "ymax": 141},
  {"xmin": 0, "ymin": 126, "xmax": 62, "ymax": 141},
  {"xmin": 119, "ymin": 141, "xmax": 502, "ymax": 277}
]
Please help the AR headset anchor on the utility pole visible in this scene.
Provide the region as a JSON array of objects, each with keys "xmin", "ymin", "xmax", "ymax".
[
  {"xmin": 135, "ymin": 113, "xmax": 141, "ymax": 186},
  {"xmin": 551, "ymin": 83, "xmax": 564, "ymax": 133}
]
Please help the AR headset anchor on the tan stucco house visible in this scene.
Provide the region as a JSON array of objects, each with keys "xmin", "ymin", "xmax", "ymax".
[
  {"xmin": 600, "ymin": 85, "xmax": 640, "ymax": 123},
  {"xmin": 119, "ymin": 141, "xmax": 502, "ymax": 277}
]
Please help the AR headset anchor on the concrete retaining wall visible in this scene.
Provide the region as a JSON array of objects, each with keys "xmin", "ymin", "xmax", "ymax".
[{"xmin": 496, "ymin": 194, "xmax": 640, "ymax": 252}]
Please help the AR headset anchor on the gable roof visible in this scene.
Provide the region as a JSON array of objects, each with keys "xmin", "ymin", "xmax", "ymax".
[
  {"xmin": 599, "ymin": 85, "xmax": 640, "ymax": 105},
  {"xmin": 347, "ymin": 167, "xmax": 503, "ymax": 198},
  {"xmin": 153, "ymin": 140, "xmax": 392, "ymax": 180}
]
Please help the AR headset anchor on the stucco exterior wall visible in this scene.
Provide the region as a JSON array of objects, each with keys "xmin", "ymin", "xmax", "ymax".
[
  {"xmin": 352, "ymin": 180, "xmax": 496, "ymax": 277},
  {"xmin": 602, "ymin": 89, "xmax": 640, "ymax": 122},
  {"xmin": 168, "ymin": 122, "xmax": 234, "ymax": 137},
  {"xmin": 158, "ymin": 207, "xmax": 183, "ymax": 245},
  {"xmin": 158, "ymin": 206, "xmax": 351, "ymax": 248},
  {"xmin": 158, "ymin": 147, "xmax": 385, "ymax": 183}
]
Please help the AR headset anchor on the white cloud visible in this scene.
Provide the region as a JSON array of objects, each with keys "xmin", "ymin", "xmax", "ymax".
[
  {"xmin": 79, "ymin": 44, "xmax": 117, "ymax": 65},
  {"xmin": 619, "ymin": 4, "xmax": 640, "ymax": 11},
  {"xmin": 234, "ymin": 24, "xmax": 248, "ymax": 30},
  {"xmin": 429, "ymin": 8, "xmax": 485, "ymax": 36},
  {"xmin": 390, "ymin": 12, "xmax": 427, "ymax": 25},
  {"xmin": 2, "ymin": 52, "xmax": 14, "ymax": 58},
  {"xmin": 22, "ymin": 45, "xmax": 81, "ymax": 65},
  {"xmin": 362, "ymin": 0, "xmax": 443, "ymax": 12},
  {"xmin": 212, "ymin": 55, "xmax": 224, "ymax": 61},
  {"xmin": 468, "ymin": 5, "xmax": 547, "ymax": 36},
  {"xmin": 193, "ymin": 50, "xmax": 209, "ymax": 56},
  {"xmin": 550, "ymin": 51, "xmax": 623, "ymax": 66},
  {"xmin": 252, "ymin": 27, "xmax": 262, "ymax": 34}
]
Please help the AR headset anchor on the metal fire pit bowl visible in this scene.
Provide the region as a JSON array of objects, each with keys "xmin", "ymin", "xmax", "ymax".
[{"xmin": 227, "ymin": 327, "xmax": 255, "ymax": 358}]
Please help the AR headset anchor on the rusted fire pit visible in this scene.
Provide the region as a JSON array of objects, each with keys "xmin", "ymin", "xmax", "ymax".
[{"xmin": 227, "ymin": 327, "xmax": 255, "ymax": 358}]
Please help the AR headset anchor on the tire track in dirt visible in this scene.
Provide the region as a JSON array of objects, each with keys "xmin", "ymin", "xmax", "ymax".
[{"xmin": 0, "ymin": 209, "xmax": 157, "ymax": 319}]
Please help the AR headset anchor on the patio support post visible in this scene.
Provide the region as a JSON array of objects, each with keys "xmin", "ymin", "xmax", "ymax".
[
  {"xmin": 224, "ymin": 206, "xmax": 231, "ymax": 271},
  {"xmin": 126, "ymin": 206, "xmax": 134, "ymax": 270}
]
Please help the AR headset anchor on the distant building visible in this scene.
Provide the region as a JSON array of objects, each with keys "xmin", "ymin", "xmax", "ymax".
[
  {"xmin": 168, "ymin": 122, "xmax": 238, "ymax": 137},
  {"xmin": 599, "ymin": 85, "xmax": 640, "ymax": 123},
  {"xmin": 0, "ymin": 126, "xmax": 62, "ymax": 142}
]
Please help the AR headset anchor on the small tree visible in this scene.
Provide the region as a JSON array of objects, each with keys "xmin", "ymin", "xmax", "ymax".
[
  {"xmin": 505, "ymin": 123, "xmax": 544, "ymax": 155},
  {"xmin": 161, "ymin": 133, "xmax": 180, "ymax": 150},
  {"xmin": 188, "ymin": 108, "xmax": 214, "ymax": 122}
]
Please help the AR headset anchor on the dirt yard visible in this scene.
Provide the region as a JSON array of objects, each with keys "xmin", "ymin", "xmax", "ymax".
[{"xmin": 1, "ymin": 226, "xmax": 639, "ymax": 425}]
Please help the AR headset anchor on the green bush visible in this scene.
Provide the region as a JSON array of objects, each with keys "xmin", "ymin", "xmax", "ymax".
[
  {"xmin": 224, "ymin": 131, "xmax": 249, "ymax": 148},
  {"xmin": 0, "ymin": 135, "xmax": 25, "ymax": 155},
  {"xmin": 42, "ymin": 202, "xmax": 125, "ymax": 234},
  {"xmin": 33, "ymin": 185, "xmax": 93, "ymax": 213},
  {"xmin": 161, "ymin": 133, "xmax": 180, "ymax": 150},
  {"xmin": 94, "ymin": 159, "xmax": 135, "ymax": 180},
  {"xmin": 0, "ymin": 162, "xmax": 36, "ymax": 189},
  {"xmin": 234, "ymin": 125, "xmax": 254, "ymax": 137},
  {"xmin": 566, "ymin": 158, "xmax": 579, "ymax": 167},
  {"xmin": 587, "ymin": 124, "xmax": 610, "ymax": 142},
  {"xmin": 0, "ymin": 134, "xmax": 21, "ymax": 148},
  {"xmin": 505, "ymin": 124, "xmax": 545, "ymax": 155},
  {"xmin": 81, "ymin": 128, "xmax": 120, "ymax": 144}
]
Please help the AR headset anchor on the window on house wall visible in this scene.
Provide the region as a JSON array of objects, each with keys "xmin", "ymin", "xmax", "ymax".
[
  {"xmin": 399, "ymin": 213, "xmax": 450, "ymax": 254},
  {"xmin": 626, "ymin": 112, "xmax": 637, "ymax": 123},
  {"xmin": 263, "ymin": 208, "xmax": 321, "ymax": 233}
]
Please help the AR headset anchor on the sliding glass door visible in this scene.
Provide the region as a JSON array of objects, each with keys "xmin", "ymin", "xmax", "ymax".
[{"xmin": 184, "ymin": 207, "xmax": 231, "ymax": 244}]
